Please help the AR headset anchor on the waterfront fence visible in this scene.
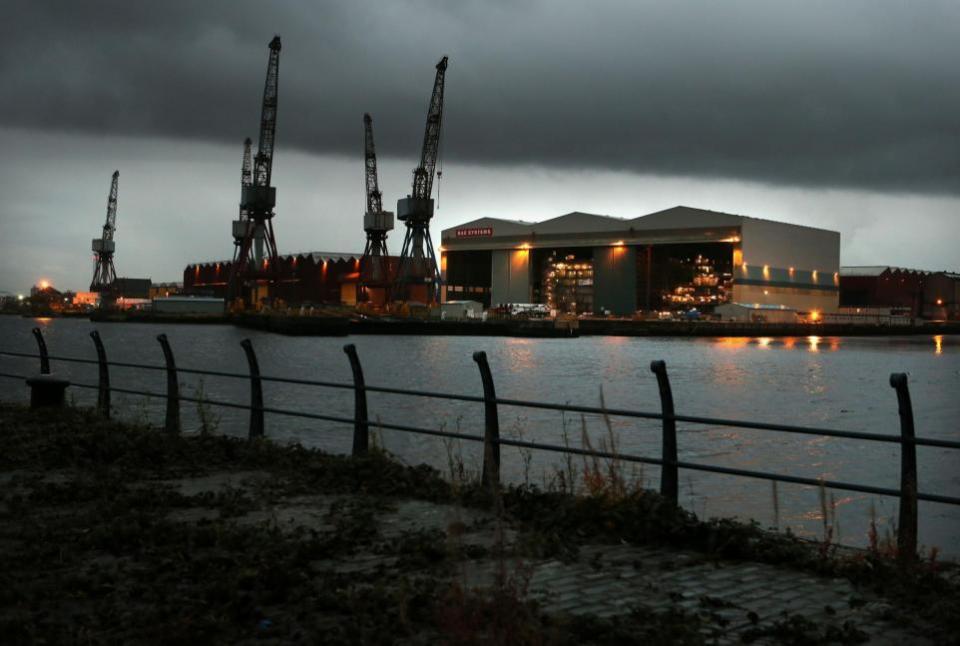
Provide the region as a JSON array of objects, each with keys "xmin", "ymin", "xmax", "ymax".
[{"xmin": 2, "ymin": 327, "xmax": 959, "ymax": 565}]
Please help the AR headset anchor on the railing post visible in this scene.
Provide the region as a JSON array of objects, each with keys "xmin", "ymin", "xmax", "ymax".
[
  {"xmin": 890, "ymin": 372, "xmax": 918, "ymax": 566},
  {"xmin": 343, "ymin": 344, "xmax": 369, "ymax": 456},
  {"xmin": 32, "ymin": 327, "xmax": 50, "ymax": 375},
  {"xmin": 473, "ymin": 351, "xmax": 500, "ymax": 489},
  {"xmin": 90, "ymin": 330, "xmax": 110, "ymax": 418},
  {"xmin": 156, "ymin": 334, "xmax": 180, "ymax": 435},
  {"xmin": 241, "ymin": 339, "xmax": 264, "ymax": 439},
  {"xmin": 650, "ymin": 360, "xmax": 679, "ymax": 505}
]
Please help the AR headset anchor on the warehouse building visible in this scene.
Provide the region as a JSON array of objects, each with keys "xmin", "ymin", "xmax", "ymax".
[
  {"xmin": 440, "ymin": 206, "xmax": 840, "ymax": 316},
  {"xmin": 185, "ymin": 252, "xmax": 372, "ymax": 305},
  {"xmin": 839, "ymin": 266, "xmax": 960, "ymax": 320}
]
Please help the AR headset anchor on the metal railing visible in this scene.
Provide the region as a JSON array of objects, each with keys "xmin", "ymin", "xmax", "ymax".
[{"xmin": 2, "ymin": 326, "xmax": 959, "ymax": 564}]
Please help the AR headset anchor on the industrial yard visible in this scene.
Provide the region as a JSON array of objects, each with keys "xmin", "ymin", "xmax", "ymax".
[{"xmin": 0, "ymin": 30, "xmax": 943, "ymax": 333}]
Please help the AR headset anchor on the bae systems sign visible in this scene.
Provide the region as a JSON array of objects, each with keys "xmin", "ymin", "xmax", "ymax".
[{"xmin": 455, "ymin": 227, "xmax": 494, "ymax": 238}]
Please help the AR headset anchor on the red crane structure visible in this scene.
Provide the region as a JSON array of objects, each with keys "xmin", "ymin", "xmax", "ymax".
[
  {"xmin": 229, "ymin": 36, "xmax": 282, "ymax": 308},
  {"xmin": 359, "ymin": 113, "xmax": 394, "ymax": 304},
  {"xmin": 393, "ymin": 56, "xmax": 448, "ymax": 304},
  {"xmin": 90, "ymin": 170, "xmax": 120, "ymax": 293}
]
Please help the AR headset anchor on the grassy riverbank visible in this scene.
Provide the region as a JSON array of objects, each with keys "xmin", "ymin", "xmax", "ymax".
[{"xmin": 1, "ymin": 405, "xmax": 957, "ymax": 644}]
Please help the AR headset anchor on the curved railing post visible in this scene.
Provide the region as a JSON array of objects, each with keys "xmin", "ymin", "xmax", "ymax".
[
  {"xmin": 473, "ymin": 351, "xmax": 500, "ymax": 489},
  {"xmin": 156, "ymin": 334, "xmax": 180, "ymax": 435},
  {"xmin": 32, "ymin": 327, "xmax": 50, "ymax": 375},
  {"xmin": 650, "ymin": 360, "xmax": 679, "ymax": 505},
  {"xmin": 343, "ymin": 344, "xmax": 369, "ymax": 456},
  {"xmin": 890, "ymin": 372, "xmax": 918, "ymax": 565},
  {"xmin": 241, "ymin": 339, "xmax": 264, "ymax": 439},
  {"xmin": 90, "ymin": 330, "xmax": 110, "ymax": 418}
]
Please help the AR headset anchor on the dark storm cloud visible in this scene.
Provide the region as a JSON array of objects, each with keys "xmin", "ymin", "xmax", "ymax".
[{"xmin": 4, "ymin": 0, "xmax": 959, "ymax": 193}]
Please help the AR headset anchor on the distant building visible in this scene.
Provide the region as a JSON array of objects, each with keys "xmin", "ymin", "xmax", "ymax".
[
  {"xmin": 149, "ymin": 282, "xmax": 183, "ymax": 299},
  {"xmin": 440, "ymin": 300, "xmax": 484, "ymax": 320},
  {"xmin": 839, "ymin": 266, "xmax": 959, "ymax": 320},
  {"xmin": 113, "ymin": 277, "xmax": 152, "ymax": 299},
  {"xmin": 715, "ymin": 302, "xmax": 797, "ymax": 323},
  {"xmin": 153, "ymin": 296, "xmax": 224, "ymax": 315},
  {"xmin": 441, "ymin": 206, "xmax": 841, "ymax": 316}
]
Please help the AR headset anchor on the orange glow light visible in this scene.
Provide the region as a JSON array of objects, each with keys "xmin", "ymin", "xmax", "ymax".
[
  {"xmin": 936, "ymin": 298, "xmax": 943, "ymax": 306},
  {"xmin": 613, "ymin": 240, "xmax": 625, "ymax": 247},
  {"xmin": 812, "ymin": 270, "xmax": 818, "ymax": 282},
  {"xmin": 39, "ymin": 280, "xmax": 50, "ymax": 289},
  {"xmin": 809, "ymin": 310, "xmax": 821, "ymax": 322}
]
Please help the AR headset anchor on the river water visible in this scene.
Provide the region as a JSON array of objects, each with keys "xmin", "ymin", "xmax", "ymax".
[{"xmin": 1, "ymin": 316, "xmax": 957, "ymax": 555}]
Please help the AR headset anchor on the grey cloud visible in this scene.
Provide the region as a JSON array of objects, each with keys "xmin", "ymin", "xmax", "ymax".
[{"xmin": 3, "ymin": 0, "xmax": 959, "ymax": 193}]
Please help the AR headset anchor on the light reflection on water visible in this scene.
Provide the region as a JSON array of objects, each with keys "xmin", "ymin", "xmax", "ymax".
[{"xmin": 0, "ymin": 316, "xmax": 957, "ymax": 555}]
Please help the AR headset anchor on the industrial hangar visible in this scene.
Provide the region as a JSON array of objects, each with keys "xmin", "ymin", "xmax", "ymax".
[{"xmin": 440, "ymin": 206, "xmax": 841, "ymax": 316}]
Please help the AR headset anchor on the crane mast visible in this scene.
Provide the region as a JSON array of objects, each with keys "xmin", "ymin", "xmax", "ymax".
[
  {"xmin": 232, "ymin": 138, "xmax": 254, "ymax": 255},
  {"xmin": 229, "ymin": 36, "xmax": 282, "ymax": 307},
  {"xmin": 394, "ymin": 56, "xmax": 448, "ymax": 304},
  {"xmin": 90, "ymin": 170, "xmax": 119, "ymax": 293},
  {"xmin": 364, "ymin": 113, "xmax": 383, "ymax": 215},
  {"xmin": 359, "ymin": 113, "xmax": 394, "ymax": 298},
  {"xmin": 241, "ymin": 137, "xmax": 253, "ymax": 190}
]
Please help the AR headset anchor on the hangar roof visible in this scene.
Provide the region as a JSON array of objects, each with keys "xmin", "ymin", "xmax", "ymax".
[
  {"xmin": 443, "ymin": 205, "xmax": 775, "ymax": 239},
  {"xmin": 443, "ymin": 206, "xmax": 841, "ymax": 239}
]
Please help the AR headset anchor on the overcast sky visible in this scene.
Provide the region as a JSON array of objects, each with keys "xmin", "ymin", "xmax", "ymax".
[{"xmin": 1, "ymin": 0, "xmax": 958, "ymax": 293}]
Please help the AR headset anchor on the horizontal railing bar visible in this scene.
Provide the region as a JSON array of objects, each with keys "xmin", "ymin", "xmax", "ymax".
[
  {"xmin": 663, "ymin": 411, "xmax": 960, "ymax": 449},
  {"xmin": 368, "ymin": 419, "xmax": 485, "ymax": 443},
  {"xmin": 360, "ymin": 383, "xmax": 485, "ymax": 403},
  {"xmin": 493, "ymin": 437, "xmax": 960, "ymax": 505}
]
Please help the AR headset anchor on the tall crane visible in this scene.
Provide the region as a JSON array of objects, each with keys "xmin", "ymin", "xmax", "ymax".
[
  {"xmin": 359, "ymin": 113, "xmax": 394, "ymax": 297},
  {"xmin": 394, "ymin": 56, "xmax": 448, "ymax": 304},
  {"xmin": 232, "ymin": 137, "xmax": 253, "ymax": 256},
  {"xmin": 229, "ymin": 36, "xmax": 282, "ymax": 307},
  {"xmin": 90, "ymin": 170, "xmax": 119, "ymax": 293}
]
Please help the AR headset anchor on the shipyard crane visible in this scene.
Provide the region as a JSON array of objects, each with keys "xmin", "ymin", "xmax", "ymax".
[
  {"xmin": 232, "ymin": 137, "xmax": 254, "ymax": 255},
  {"xmin": 359, "ymin": 113, "xmax": 394, "ymax": 300},
  {"xmin": 229, "ymin": 35, "xmax": 282, "ymax": 307},
  {"xmin": 90, "ymin": 170, "xmax": 120, "ymax": 293},
  {"xmin": 394, "ymin": 56, "xmax": 448, "ymax": 304}
]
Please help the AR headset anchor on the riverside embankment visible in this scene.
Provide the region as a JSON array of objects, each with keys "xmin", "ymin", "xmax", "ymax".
[
  {"xmin": 85, "ymin": 309, "xmax": 960, "ymax": 338},
  {"xmin": 2, "ymin": 404, "xmax": 958, "ymax": 644}
]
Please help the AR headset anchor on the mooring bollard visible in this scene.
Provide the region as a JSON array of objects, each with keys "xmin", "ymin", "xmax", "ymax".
[
  {"xmin": 90, "ymin": 330, "xmax": 110, "ymax": 418},
  {"xmin": 650, "ymin": 360, "xmax": 679, "ymax": 505},
  {"xmin": 156, "ymin": 334, "xmax": 180, "ymax": 435},
  {"xmin": 25, "ymin": 374, "xmax": 70, "ymax": 409},
  {"xmin": 473, "ymin": 351, "xmax": 501, "ymax": 489},
  {"xmin": 241, "ymin": 339, "xmax": 264, "ymax": 439},
  {"xmin": 343, "ymin": 344, "xmax": 369, "ymax": 456},
  {"xmin": 890, "ymin": 372, "xmax": 918, "ymax": 565},
  {"xmin": 31, "ymin": 327, "xmax": 50, "ymax": 375}
]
